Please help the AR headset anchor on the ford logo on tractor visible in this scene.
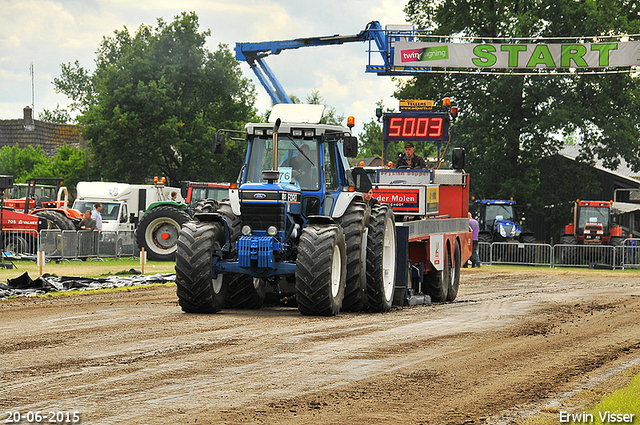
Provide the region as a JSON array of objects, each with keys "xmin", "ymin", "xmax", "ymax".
[{"xmin": 254, "ymin": 193, "xmax": 267, "ymax": 199}]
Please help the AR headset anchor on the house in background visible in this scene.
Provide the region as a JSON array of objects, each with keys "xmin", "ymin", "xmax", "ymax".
[{"xmin": 0, "ymin": 106, "xmax": 84, "ymax": 156}]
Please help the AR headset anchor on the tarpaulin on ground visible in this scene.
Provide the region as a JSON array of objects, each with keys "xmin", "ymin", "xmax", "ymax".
[{"xmin": 0, "ymin": 272, "xmax": 176, "ymax": 299}]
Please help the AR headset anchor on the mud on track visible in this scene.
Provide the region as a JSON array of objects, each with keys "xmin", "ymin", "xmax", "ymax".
[{"xmin": 1, "ymin": 267, "xmax": 639, "ymax": 424}]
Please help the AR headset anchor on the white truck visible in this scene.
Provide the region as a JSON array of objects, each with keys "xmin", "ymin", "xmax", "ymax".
[{"xmin": 72, "ymin": 181, "xmax": 190, "ymax": 261}]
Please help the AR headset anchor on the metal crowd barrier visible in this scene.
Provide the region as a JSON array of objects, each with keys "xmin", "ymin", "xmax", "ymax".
[
  {"xmin": 1, "ymin": 229, "xmax": 39, "ymax": 259},
  {"xmin": 1, "ymin": 229, "xmax": 136, "ymax": 261},
  {"xmin": 476, "ymin": 239, "xmax": 640, "ymax": 270}
]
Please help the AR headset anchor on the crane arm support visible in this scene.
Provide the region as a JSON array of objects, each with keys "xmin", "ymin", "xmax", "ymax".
[{"xmin": 235, "ymin": 21, "xmax": 386, "ymax": 62}]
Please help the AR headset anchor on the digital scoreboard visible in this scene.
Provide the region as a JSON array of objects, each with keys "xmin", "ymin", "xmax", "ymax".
[{"xmin": 383, "ymin": 112, "xmax": 450, "ymax": 142}]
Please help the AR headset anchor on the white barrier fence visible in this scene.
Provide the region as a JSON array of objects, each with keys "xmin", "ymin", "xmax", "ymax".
[
  {"xmin": 2, "ymin": 229, "xmax": 137, "ymax": 260},
  {"xmin": 478, "ymin": 239, "xmax": 640, "ymax": 269}
]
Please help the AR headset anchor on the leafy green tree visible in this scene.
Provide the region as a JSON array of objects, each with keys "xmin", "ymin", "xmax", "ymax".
[
  {"xmin": 358, "ymin": 119, "xmax": 384, "ymax": 159},
  {"xmin": 0, "ymin": 145, "xmax": 50, "ymax": 182},
  {"xmin": 39, "ymin": 106, "xmax": 72, "ymax": 124},
  {"xmin": 400, "ymin": 0, "xmax": 640, "ymax": 235},
  {"xmin": 0, "ymin": 144, "xmax": 92, "ymax": 193},
  {"xmin": 54, "ymin": 12, "xmax": 257, "ymax": 185}
]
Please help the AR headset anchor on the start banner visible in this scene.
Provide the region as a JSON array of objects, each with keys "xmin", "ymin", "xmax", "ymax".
[{"xmin": 394, "ymin": 41, "xmax": 640, "ymax": 70}]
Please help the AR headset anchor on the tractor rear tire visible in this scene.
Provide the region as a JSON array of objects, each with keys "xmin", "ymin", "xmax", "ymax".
[
  {"xmin": 611, "ymin": 236, "xmax": 625, "ymax": 266},
  {"xmin": 337, "ymin": 202, "xmax": 368, "ymax": 312},
  {"xmin": 136, "ymin": 206, "xmax": 191, "ymax": 261},
  {"xmin": 194, "ymin": 199, "xmax": 221, "ymax": 214},
  {"xmin": 175, "ymin": 221, "xmax": 227, "ymax": 313},
  {"xmin": 225, "ymin": 276, "xmax": 266, "ymax": 309},
  {"xmin": 295, "ymin": 224, "xmax": 346, "ymax": 316},
  {"xmin": 445, "ymin": 240, "xmax": 461, "ymax": 301},
  {"xmin": 365, "ymin": 204, "xmax": 397, "ymax": 312},
  {"xmin": 425, "ymin": 242, "xmax": 451, "ymax": 302},
  {"xmin": 33, "ymin": 210, "xmax": 75, "ymax": 230}
]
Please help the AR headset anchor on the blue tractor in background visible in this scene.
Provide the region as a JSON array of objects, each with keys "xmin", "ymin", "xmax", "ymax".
[
  {"xmin": 472, "ymin": 199, "xmax": 537, "ymax": 264},
  {"xmin": 473, "ymin": 199, "xmax": 536, "ymax": 244}
]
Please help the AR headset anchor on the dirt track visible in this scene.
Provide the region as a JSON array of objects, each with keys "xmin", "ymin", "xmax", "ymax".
[{"xmin": 1, "ymin": 267, "xmax": 640, "ymax": 424}]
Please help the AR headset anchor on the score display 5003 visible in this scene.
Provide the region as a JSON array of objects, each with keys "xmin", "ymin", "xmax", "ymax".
[{"xmin": 383, "ymin": 113, "xmax": 449, "ymax": 141}]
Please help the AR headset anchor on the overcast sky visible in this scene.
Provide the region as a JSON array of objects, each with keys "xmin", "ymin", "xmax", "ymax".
[{"xmin": 0, "ymin": 0, "xmax": 413, "ymax": 136}]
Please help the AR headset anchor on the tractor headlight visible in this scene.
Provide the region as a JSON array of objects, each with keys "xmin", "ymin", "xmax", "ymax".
[
  {"xmin": 242, "ymin": 225, "xmax": 252, "ymax": 236},
  {"xmin": 498, "ymin": 225, "xmax": 507, "ymax": 237},
  {"xmin": 267, "ymin": 226, "xmax": 278, "ymax": 236}
]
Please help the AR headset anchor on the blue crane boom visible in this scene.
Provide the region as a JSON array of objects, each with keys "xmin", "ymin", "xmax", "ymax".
[{"xmin": 235, "ymin": 21, "xmax": 424, "ymax": 104}]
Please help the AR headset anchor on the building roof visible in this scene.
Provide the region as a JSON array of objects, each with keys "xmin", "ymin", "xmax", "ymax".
[
  {"xmin": 559, "ymin": 145, "xmax": 640, "ymax": 186},
  {"xmin": 0, "ymin": 107, "xmax": 83, "ymax": 156}
]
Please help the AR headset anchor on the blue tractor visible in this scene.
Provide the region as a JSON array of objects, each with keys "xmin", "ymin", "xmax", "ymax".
[
  {"xmin": 174, "ymin": 105, "xmax": 397, "ymax": 316},
  {"xmin": 474, "ymin": 199, "xmax": 535, "ymax": 244}
]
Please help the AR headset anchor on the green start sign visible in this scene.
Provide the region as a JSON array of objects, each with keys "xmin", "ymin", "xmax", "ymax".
[{"xmin": 394, "ymin": 41, "xmax": 640, "ymax": 70}]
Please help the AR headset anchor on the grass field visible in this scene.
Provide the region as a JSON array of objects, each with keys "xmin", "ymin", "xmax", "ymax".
[{"xmin": 0, "ymin": 258, "xmax": 176, "ymax": 282}]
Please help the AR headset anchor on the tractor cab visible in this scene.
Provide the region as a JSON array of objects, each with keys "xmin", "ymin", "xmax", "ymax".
[
  {"xmin": 565, "ymin": 200, "xmax": 620, "ymax": 244},
  {"xmin": 237, "ymin": 105, "xmax": 358, "ymax": 233}
]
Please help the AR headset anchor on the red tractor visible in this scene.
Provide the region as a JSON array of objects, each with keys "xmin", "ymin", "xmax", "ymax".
[
  {"xmin": 183, "ymin": 182, "xmax": 230, "ymax": 214},
  {"xmin": 560, "ymin": 200, "xmax": 624, "ymax": 264},
  {"xmin": 0, "ymin": 207, "xmax": 45, "ymax": 256},
  {"xmin": 4, "ymin": 178, "xmax": 83, "ymax": 230}
]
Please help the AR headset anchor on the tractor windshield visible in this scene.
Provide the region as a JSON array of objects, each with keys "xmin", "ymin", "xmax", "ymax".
[
  {"xmin": 577, "ymin": 206, "xmax": 610, "ymax": 228},
  {"xmin": 245, "ymin": 137, "xmax": 320, "ymax": 190},
  {"xmin": 486, "ymin": 204, "xmax": 516, "ymax": 223}
]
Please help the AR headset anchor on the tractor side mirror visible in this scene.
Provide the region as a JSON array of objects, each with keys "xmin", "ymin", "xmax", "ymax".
[
  {"xmin": 179, "ymin": 181, "xmax": 189, "ymax": 199},
  {"xmin": 343, "ymin": 136, "xmax": 358, "ymax": 157},
  {"xmin": 452, "ymin": 148, "xmax": 465, "ymax": 170},
  {"xmin": 351, "ymin": 167, "xmax": 372, "ymax": 193},
  {"xmin": 213, "ymin": 133, "xmax": 226, "ymax": 155}
]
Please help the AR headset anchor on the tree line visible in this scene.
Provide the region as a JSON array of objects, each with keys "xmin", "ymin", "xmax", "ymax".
[{"xmin": 6, "ymin": 4, "xmax": 639, "ymax": 239}]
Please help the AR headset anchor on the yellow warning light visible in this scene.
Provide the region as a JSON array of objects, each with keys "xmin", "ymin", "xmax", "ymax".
[
  {"xmin": 443, "ymin": 97, "xmax": 451, "ymax": 106},
  {"xmin": 347, "ymin": 116, "xmax": 355, "ymax": 128}
]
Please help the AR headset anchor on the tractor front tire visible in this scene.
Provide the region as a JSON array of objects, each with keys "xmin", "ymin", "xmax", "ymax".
[
  {"xmin": 295, "ymin": 224, "xmax": 346, "ymax": 316},
  {"xmin": 136, "ymin": 206, "xmax": 191, "ymax": 262},
  {"xmin": 175, "ymin": 221, "xmax": 227, "ymax": 313},
  {"xmin": 560, "ymin": 234, "xmax": 578, "ymax": 265},
  {"xmin": 365, "ymin": 204, "xmax": 397, "ymax": 312}
]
